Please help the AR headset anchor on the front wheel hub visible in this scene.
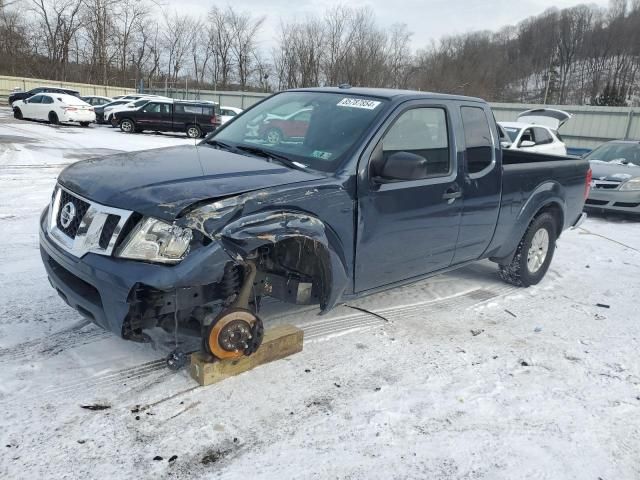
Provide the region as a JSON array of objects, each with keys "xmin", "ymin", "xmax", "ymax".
[{"xmin": 205, "ymin": 308, "xmax": 264, "ymax": 360}]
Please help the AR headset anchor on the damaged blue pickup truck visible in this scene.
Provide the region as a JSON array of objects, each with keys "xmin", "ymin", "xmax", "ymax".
[{"xmin": 40, "ymin": 87, "xmax": 591, "ymax": 359}]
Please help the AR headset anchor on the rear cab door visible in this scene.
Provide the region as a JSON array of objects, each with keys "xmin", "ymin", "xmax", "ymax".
[
  {"xmin": 451, "ymin": 103, "xmax": 502, "ymax": 263},
  {"xmin": 355, "ymin": 99, "xmax": 463, "ymax": 292}
]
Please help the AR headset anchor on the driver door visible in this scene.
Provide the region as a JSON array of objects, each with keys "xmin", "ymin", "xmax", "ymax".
[{"xmin": 355, "ymin": 102, "xmax": 462, "ymax": 292}]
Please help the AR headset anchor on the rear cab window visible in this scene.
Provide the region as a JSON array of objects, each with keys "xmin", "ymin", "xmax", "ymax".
[{"xmin": 461, "ymin": 106, "xmax": 495, "ymax": 175}]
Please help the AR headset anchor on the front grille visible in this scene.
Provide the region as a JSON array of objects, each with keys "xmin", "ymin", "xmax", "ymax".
[
  {"xmin": 99, "ymin": 214, "xmax": 121, "ymax": 249},
  {"xmin": 56, "ymin": 190, "xmax": 90, "ymax": 239},
  {"xmin": 47, "ymin": 185, "xmax": 133, "ymax": 258},
  {"xmin": 585, "ymin": 199, "xmax": 608, "ymax": 205},
  {"xmin": 614, "ymin": 202, "xmax": 640, "ymax": 208},
  {"xmin": 593, "ymin": 182, "xmax": 620, "ymax": 190}
]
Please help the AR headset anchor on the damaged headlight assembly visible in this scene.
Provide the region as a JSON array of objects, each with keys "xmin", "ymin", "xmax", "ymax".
[{"xmin": 116, "ymin": 217, "xmax": 193, "ymax": 264}]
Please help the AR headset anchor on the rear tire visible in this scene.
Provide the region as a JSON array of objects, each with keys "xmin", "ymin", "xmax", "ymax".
[
  {"xmin": 120, "ymin": 119, "xmax": 135, "ymax": 133},
  {"xmin": 48, "ymin": 112, "xmax": 59, "ymax": 125},
  {"xmin": 498, "ymin": 212, "xmax": 557, "ymax": 287},
  {"xmin": 186, "ymin": 125, "xmax": 202, "ymax": 139},
  {"xmin": 13, "ymin": 108, "xmax": 22, "ymax": 119}
]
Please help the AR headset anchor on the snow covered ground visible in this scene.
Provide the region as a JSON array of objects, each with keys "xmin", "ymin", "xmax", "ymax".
[{"xmin": 0, "ymin": 109, "xmax": 639, "ymax": 479}]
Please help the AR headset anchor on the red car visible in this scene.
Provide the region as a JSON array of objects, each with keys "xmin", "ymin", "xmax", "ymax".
[{"xmin": 258, "ymin": 108, "xmax": 312, "ymax": 144}]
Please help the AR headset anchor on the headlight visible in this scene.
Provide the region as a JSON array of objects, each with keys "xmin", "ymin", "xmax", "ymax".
[
  {"xmin": 117, "ymin": 217, "xmax": 193, "ymax": 264},
  {"xmin": 620, "ymin": 178, "xmax": 640, "ymax": 191}
]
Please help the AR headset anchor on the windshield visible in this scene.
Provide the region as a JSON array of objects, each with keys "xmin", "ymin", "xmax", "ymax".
[
  {"xmin": 133, "ymin": 99, "xmax": 149, "ymax": 107},
  {"xmin": 502, "ymin": 126, "xmax": 521, "ymax": 142},
  {"xmin": 206, "ymin": 91, "xmax": 388, "ymax": 172},
  {"xmin": 585, "ymin": 143, "xmax": 640, "ymax": 166}
]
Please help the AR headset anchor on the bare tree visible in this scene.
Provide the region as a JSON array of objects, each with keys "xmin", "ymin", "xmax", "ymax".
[
  {"xmin": 228, "ymin": 8, "xmax": 265, "ymax": 90},
  {"xmin": 31, "ymin": 0, "xmax": 83, "ymax": 80}
]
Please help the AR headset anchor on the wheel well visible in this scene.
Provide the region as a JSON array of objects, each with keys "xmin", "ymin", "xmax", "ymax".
[
  {"xmin": 536, "ymin": 202, "xmax": 564, "ymax": 237},
  {"xmin": 254, "ymin": 237, "xmax": 330, "ymax": 307}
]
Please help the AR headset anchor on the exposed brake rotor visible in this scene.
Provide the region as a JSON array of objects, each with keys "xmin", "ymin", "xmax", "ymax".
[{"xmin": 205, "ymin": 308, "xmax": 264, "ymax": 360}]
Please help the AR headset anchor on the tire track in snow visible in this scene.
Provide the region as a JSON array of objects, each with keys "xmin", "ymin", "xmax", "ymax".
[
  {"xmin": 42, "ymin": 358, "xmax": 170, "ymax": 397},
  {"xmin": 304, "ymin": 287, "xmax": 517, "ymax": 342},
  {"xmin": 0, "ymin": 320, "xmax": 111, "ymax": 363},
  {"xmin": 22, "ymin": 287, "xmax": 519, "ymax": 398}
]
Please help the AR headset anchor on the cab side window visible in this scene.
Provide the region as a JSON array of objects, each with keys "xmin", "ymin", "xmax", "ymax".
[
  {"xmin": 142, "ymin": 103, "xmax": 167, "ymax": 114},
  {"xmin": 461, "ymin": 106, "xmax": 494, "ymax": 174},
  {"xmin": 533, "ymin": 127, "xmax": 553, "ymax": 145},
  {"xmin": 28, "ymin": 95, "xmax": 44, "ymax": 104},
  {"xmin": 41, "ymin": 96, "xmax": 54, "ymax": 104},
  {"xmin": 372, "ymin": 107, "xmax": 450, "ymax": 180}
]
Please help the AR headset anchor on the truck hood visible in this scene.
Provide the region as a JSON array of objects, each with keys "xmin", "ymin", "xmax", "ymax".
[
  {"xmin": 58, "ymin": 145, "xmax": 323, "ymax": 221},
  {"xmin": 590, "ymin": 160, "xmax": 640, "ymax": 182}
]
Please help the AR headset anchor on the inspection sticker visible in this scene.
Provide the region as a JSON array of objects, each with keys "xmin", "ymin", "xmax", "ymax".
[{"xmin": 337, "ymin": 98, "xmax": 381, "ymax": 109}]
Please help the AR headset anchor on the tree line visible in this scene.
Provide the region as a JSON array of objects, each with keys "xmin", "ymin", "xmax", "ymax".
[{"xmin": 1, "ymin": 0, "xmax": 639, "ymax": 105}]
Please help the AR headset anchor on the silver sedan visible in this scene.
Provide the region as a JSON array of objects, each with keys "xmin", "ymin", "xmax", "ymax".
[{"xmin": 585, "ymin": 141, "xmax": 640, "ymax": 216}]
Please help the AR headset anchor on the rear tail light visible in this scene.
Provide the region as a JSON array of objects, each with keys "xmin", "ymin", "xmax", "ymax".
[
  {"xmin": 210, "ymin": 114, "xmax": 219, "ymax": 125},
  {"xmin": 584, "ymin": 167, "xmax": 592, "ymax": 200},
  {"xmin": 64, "ymin": 106, "xmax": 78, "ymax": 112}
]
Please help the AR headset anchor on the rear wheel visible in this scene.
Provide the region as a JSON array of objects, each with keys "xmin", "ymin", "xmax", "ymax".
[
  {"xmin": 48, "ymin": 112, "xmax": 59, "ymax": 125},
  {"xmin": 186, "ymin": 125, "xmax": 202, "ymax": 139},
  {"xmin": 120, "ymin": 119, "xmax": 135, "ymax": 133},
  {"xmin": 498, "ymin": 212, "xmax": 557, "ymax": 287},
  {"xmin": 13, "ymin": 108, "xmax": 22, "ymax": 120}
]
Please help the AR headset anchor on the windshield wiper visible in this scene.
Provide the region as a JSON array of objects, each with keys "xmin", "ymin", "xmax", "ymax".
[
  {"xmin": 234, "ymin": 144, "xmax": 307, "ymax": 170},
  {"xmin": 205, "ymin": 139, "xmax": 237, "ymax": 152}
]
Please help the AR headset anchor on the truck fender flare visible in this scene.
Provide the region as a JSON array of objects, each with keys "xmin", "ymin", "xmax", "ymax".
[
  {"xmin": 493, "ymin": 181, "xmax": 566, "ymax": 264},
  {"xmin": 218, "ymin": 210, "xmax": 349, "ymax": 311}
]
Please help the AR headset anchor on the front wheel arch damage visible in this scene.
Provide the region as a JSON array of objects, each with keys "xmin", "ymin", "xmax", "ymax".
[
  {"xmin": 215, "ymin": 211, "xmax": 349, "ymax": 312},
  {"xmin": 122, "ymin": 211, "xmax": 348, "ymax": 341}
]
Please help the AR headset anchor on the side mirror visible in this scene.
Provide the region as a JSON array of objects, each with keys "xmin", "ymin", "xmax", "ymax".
[
  {"xmin": 520, "ymin": 140, "xmax": 536, "ymax": 148},
  {"xmin": 379, "ymin": 151, "xmax": 428, "ymax": 181},
  {"xmin": 500, "ymin": 141, "xmax": 512, "ymax": 148}
]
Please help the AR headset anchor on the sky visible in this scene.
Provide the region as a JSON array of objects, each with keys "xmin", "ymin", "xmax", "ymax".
[{"xmin": 168, "ymin": 0, "xmax": 610, "ymax": 50}]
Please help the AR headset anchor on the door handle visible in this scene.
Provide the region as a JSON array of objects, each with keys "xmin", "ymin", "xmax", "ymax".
[{"xmin": 442, "ymin": 188, "xmax": 462, "ymax": 201}]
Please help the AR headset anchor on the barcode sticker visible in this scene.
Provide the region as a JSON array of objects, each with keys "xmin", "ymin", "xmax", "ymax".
[{"xmin": 337, "ymin": 98, "xmax": 381, "ymax": 110}]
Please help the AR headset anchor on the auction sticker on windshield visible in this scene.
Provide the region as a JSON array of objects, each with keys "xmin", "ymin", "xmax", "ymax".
[{"xmin": 337, "ymin": 98, "xmax": 381, "ymax": 109}]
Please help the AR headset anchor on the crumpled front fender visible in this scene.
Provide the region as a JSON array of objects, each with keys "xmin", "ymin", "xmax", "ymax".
[{"xmin": 217, "ymin": 210, "xmax": 349, "ymax": 311}]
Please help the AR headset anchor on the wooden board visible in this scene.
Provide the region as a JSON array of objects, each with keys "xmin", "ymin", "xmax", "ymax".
[{"xmin": 190, "ymin": 324, "xmax": 303, "ymax": 386}]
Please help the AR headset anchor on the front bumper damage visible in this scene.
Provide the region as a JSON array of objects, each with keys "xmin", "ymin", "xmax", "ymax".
[
  {"xmin": 39, "ymin": 206, "xmax": 235, "ymax": 336},
  {"xmin": 39, "ymin": 204, "xmax": 332, "ymax": 337}
]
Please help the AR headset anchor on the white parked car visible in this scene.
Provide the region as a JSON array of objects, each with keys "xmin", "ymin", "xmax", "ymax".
[
  {"xmin": 499, "ymin": 108, "xmax": 572, "ymax": 156},
  {"xmin": 12, "ymin": 93, "xmax": 95, "ymax": 126},
  {"xmin": 220, "ymin": 106, "xmax": 243, "ymax": 124}
]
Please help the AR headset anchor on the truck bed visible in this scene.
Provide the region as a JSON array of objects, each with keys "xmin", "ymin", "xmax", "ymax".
[{"xmin": 483, "ymin": 149, "xmax": 590, "ymax": 261}]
